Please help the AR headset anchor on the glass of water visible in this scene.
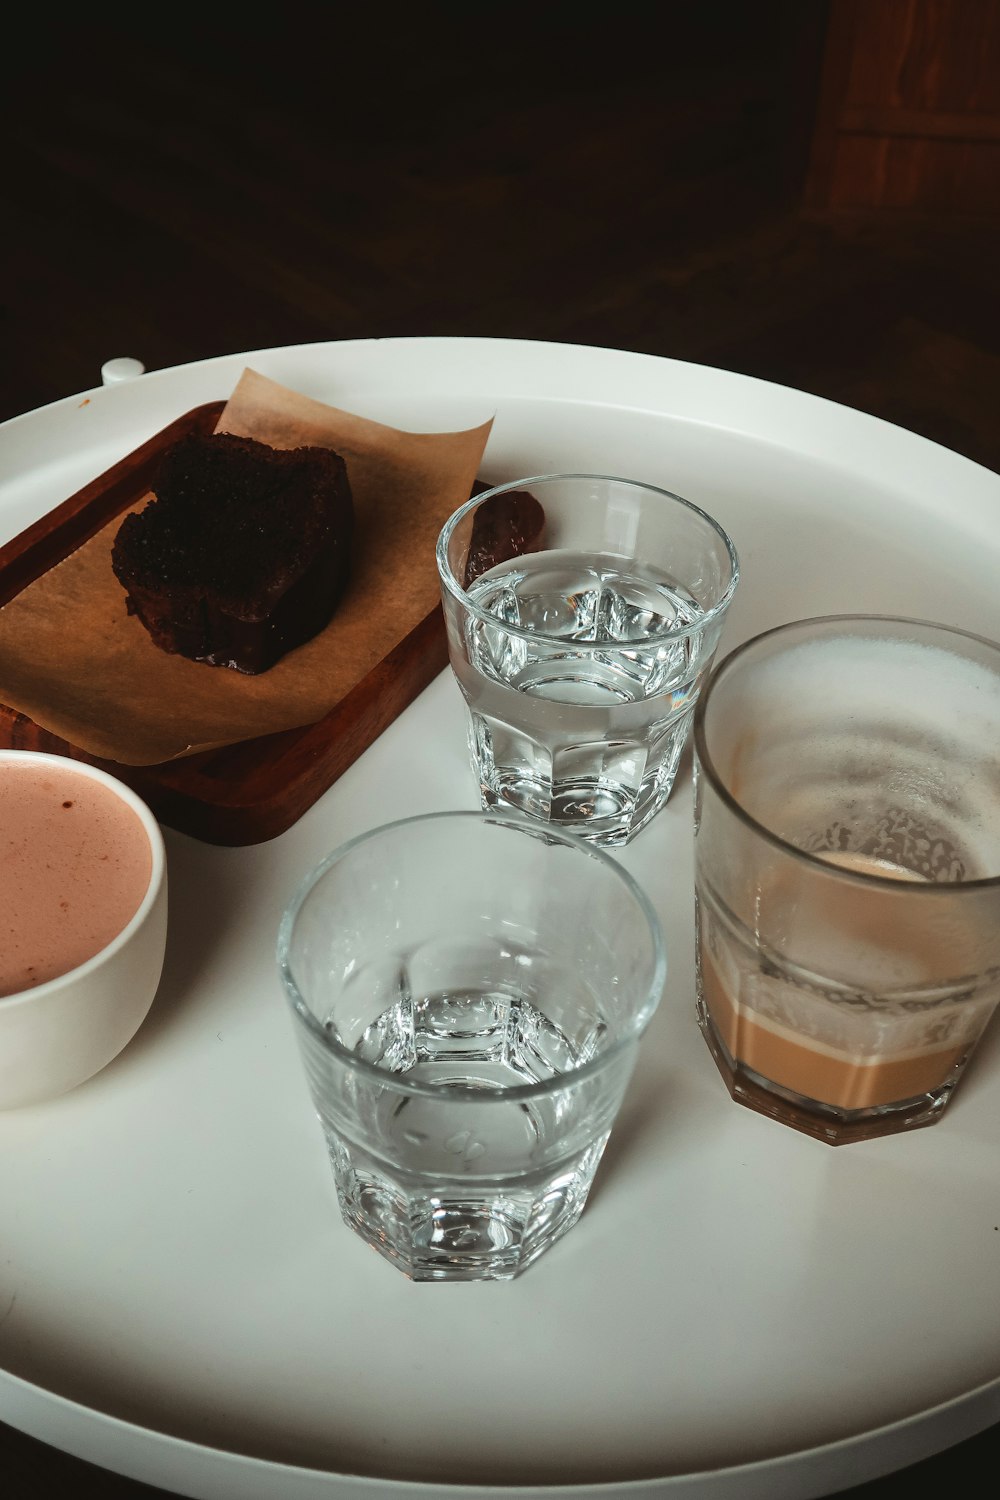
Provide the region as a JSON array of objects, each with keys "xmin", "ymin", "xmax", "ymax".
[
  {"xmin": 436, "ymin": 473, "xmax": 739, "ymax": 846},
  {"xmin": 276, "ymin": 810, "xmax": 666, "ymax": 1281}
]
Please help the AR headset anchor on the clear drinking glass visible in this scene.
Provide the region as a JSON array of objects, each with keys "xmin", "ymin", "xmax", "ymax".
[
  {"xmin": 436, "ymin": 473, "xmax": 739, "ymax": 847},
  {"xmin": 693, "ymin": 615, "xmax": 1000, "ymax": 1145},
  {"xmin": 276, "ymin": 810, "xmax": 666, "ymax": 1281}
]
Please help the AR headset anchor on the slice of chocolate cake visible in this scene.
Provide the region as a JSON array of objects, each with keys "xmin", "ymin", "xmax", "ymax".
[{"xmin": 111, "ymin": 432, "xmax": 354, "ymax": 674}]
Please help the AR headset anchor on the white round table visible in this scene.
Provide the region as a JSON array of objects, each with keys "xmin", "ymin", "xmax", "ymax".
[{"xmin": 1, "ymin": 337, "xmax": 998, "ymax": 1500}]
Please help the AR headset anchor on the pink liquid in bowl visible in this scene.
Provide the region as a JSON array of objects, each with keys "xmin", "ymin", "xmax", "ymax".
[{"xmin": 0, "ymin": 762, "xmax": 153, "ymax": 997}]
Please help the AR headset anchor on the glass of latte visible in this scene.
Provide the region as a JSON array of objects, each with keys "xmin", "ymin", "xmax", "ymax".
[{"xmin": 693, "ymin": 615, "xmax": 1000, "ymax": 1145}]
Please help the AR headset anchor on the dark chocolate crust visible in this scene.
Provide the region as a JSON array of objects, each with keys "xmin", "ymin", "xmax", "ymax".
[
  {"xmin": 111, "ymin": 432, "xmax": 354, "ymax": 674},
  {"xmin": 462, "ymin": 486, "xmax": 546, "ymax": 588}
]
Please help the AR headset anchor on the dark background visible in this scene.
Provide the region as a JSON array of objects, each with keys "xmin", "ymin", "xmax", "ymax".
[
  {"xmin": 2, "ymin": 2, "xmax": 998, "ymax": 474},
  {"xmin": 2, "ymin": 2, "xmax": 1000, "ymax": 1496}
]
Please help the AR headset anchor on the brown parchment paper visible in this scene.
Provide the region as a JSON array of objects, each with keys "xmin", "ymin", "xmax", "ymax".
[{"xmin": 0, "ymin": 369, "xmax": 493, "ymax": 764}]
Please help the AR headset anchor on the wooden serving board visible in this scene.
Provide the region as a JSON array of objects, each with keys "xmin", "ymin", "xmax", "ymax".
[{"xmin": 0, "ymin": 401, "xmax": 451, "ymax": 846}]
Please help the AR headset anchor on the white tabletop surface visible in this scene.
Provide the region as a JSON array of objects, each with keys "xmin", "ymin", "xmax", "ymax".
[{"xmin": 1, "ymin": 336, "xmax": 999, "ymax": 1500}]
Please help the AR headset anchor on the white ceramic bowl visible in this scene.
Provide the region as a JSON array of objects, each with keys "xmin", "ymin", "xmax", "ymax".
[{"xmin": 0, "ymin": 750, "xmax": 168, "ymax": 1109}]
